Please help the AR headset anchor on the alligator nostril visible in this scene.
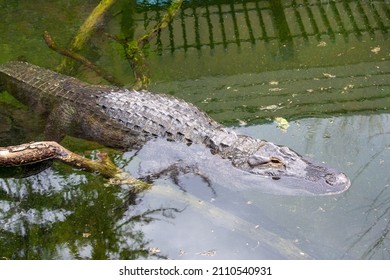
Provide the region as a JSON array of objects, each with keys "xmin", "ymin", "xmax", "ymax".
[
  {"xmin": 325, "ymin": 173, "xmax": 351, "ymax": 188},
  {"xmin": 325, "ymin": 174, "xmax": 337, "ymax": 185}
]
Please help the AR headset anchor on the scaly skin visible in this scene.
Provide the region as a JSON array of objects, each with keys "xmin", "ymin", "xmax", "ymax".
[{"xmin": 0, "ymin": 61, "xmax": 351, "ymax": 195}]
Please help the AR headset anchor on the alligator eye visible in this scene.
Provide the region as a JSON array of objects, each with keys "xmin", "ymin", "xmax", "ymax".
[{"xmin": 270, "ymin": 157, "xmax": 282, "ymax": 164}]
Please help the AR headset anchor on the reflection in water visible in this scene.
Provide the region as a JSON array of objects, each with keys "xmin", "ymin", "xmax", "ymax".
[
  {"xmin": 136, "ymin": 0, "xmax": 390, "ymax": 54},
  {"xmin": 344, "ymin": 187, "xmax": 390, "ymax": 259},
  {"xmin": 135, "ymin": 0, "xmax": 390, "ymax": 80},
  {"xmin": 0, "ymin": 168, "xmax": 181, "ymax": 259},
  {"xmin": 303, "ymin": 115, "xmax": 389, "ymax": 259}
]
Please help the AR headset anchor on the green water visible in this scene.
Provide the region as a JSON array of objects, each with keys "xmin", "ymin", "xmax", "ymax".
[{"xmin": 0, "ymin": 0, "xmax": 389, "ymax": 259}]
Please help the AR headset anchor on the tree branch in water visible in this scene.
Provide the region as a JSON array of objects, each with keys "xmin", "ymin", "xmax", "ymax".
[
  {"xmin": 0, "ymin": 141, "xmax": 150, "ymax": 192},
  {"xmin": 43, "ymin": 0, "xmax": 183, "ymax": 89},
  {"xmin": 56, "ymin": 0, "xmax": 118, "ymax": 73},
  {"xmin": 43, "ymin": 31, "xmax": 123, "ymax": 86}
]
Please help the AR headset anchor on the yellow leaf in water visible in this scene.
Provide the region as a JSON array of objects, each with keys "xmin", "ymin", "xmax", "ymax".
[
  {"xmin": 274, "ymin": 117, "xmax": 289, "ymax": 132},
  {"xmin": 371, "ymin": 46, "xmax": 381, "ymax": 54}
]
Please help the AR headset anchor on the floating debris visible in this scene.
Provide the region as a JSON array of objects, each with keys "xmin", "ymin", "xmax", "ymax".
[
  {"xmin": 201, "ymin": 97, "xmax": 211, "ymax": 104},
  {"xmin": 317, "ymin": 41, "xmax": 327, "ymax": 47},
  {"xmin": 196, "ymin": 249, "xmax": 216, "ymax": 257},
  {"xmin": 341, "ymin": 84, "xmax": 354, "ymax": 94},
  {"xmin": 269, "ymin": 87, "xmax": 284, "ymax": 92},
  {"xmin": 259, "ymin": 104, "xmax": 283, "ymax": 111},
  {"xmin": 274, "ymin": 117, "xmax": 290, "ymax": 132},
  {"xmin": 371, "ymin": 46, "xmax": 381, "ymax": 54},
  {"xmin": 323, "ymin": 73, "xmax": 336, "ymax": 78},
  {"xmin": 178, "ymin": 249, "xmax": 185, "ymax": 256},
  {"xmin": 320, "ymin": 86, "xmax": 333, "ymax": 91},
  {"xmin": 149, "ymin": 247, "xmax": 161, "ymax": 254},
  {"xmin": 237, "ymin": 119, "xmax": 247, "ymax": 126}
]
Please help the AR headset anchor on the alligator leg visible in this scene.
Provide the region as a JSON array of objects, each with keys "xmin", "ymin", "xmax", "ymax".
[
  {"xmin": 139, "ymin": 162, "xmax": 216, "ymax": 196},
  {"xmin": 44, "ymin": 102, "xmax": 80, "ymax": 142}
]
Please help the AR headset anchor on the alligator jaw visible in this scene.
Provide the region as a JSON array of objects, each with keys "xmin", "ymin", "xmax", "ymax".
[{"xmin": 244, "ymin": 142, "xmax": 351, "ymax": 195}]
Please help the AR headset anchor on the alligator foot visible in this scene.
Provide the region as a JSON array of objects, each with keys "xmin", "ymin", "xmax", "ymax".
[{"xmin": 139, "ymin": 162, "xmax": 216, "ymax": 196}]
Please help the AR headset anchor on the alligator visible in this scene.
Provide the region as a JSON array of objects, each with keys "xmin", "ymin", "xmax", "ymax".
[{"xmin": 0, "ymin": 61, "xmax": 351, "ymax": 195}]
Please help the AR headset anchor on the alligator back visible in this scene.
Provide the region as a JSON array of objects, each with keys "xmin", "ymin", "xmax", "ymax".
[
  {"xmin": 96, "ymin": 89, "xmax": 241, "ymax": 148},
  {"xmin": 0, "ymin": 61, "xmax": 238, "ymax": 151},
  {"xmin": 0, "ymin": 61, "xmax": 112, "ymax": 114}
]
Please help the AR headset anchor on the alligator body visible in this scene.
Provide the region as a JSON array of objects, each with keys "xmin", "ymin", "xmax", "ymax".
[{"xmin": 0, "ymin": 61, "xmax": 350, "ymax": 195}]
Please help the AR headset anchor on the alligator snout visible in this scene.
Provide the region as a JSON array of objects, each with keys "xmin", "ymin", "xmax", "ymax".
[
  {"xmin": 241, "ymin": 141, "xmax": 351, "ymax": 195},
  {"xmin": 325, "ymin": 172, "xmax": 350, "ymax": 187}
]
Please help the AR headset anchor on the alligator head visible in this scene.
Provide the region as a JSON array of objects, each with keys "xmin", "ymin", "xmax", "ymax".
[{"xmin": 239, "ymin": 141, "xmax": 351, "ymax": 195}]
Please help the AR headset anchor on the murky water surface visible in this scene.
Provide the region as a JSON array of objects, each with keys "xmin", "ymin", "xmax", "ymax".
[{"xmin": 0, "ymin": 0, "xmax": 389, "ymax": 259}]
